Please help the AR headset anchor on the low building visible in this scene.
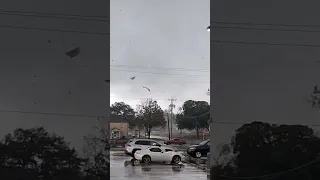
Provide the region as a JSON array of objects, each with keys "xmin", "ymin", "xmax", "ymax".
[{"xmin": 110, "ymin": 115, "xmax": 129, "ymax": 139}]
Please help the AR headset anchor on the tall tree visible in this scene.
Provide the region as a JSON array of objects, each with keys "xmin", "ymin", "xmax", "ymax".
[
  {"xmin": 0, "ymin": 127, "xmax": 84, "ymax": 180},
  {"xmin": 136, "ymin": 99, "xmax": 166, "ymax": 138},
  {"xmin": 175, "ymin": 100, "xmax": 210, "ymax": 139},
  {"xmin": 110, "ymin": 102, "xmax": 135, "ymax": 128},
  {"xmin": 221, "ymin": 122, "xmax": 320, "ymax": 179},
  {"xmin": 82, "ymin": 126, "xmax": 109, "ymax": 179}
]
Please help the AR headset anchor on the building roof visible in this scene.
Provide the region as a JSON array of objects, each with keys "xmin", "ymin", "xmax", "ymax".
[{"xmin": 110, "ymin": 114, "xmax": 129, "ymax": 123}]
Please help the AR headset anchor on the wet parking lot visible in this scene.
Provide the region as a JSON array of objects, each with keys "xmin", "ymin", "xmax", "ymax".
[{"xmin": 110, "ymin": 154, "xmax": 208, "ymax": 180}]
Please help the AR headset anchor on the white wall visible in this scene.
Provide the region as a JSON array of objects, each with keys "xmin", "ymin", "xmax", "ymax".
[{"xmin": 210, "ymin": 0, "xmax": 320, "ymax": 165}]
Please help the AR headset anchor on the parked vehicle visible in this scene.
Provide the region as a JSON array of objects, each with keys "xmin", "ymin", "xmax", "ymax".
[
  {"xmin": 186, "ymin": 139, "xmax": 210, "ymax": 158},
  {"xmin": 124, "ymin": 139, "xmax": 173, "ymax": 157},
  {"xmin": 134, "ymin": 147, "xmax": 184, "ymax": 164},
  {"xmin": 165, "ymin": 138, "xmax": 186, "ymax": 145}
]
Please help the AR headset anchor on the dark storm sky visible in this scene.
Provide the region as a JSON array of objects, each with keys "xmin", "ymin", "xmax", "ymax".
[
  {"xmin": 0, "ymin": 0, "xmax": 109, "ymax": 153},
  {"xmin": 210, "ymin": 0, "xmax": 320, "ymax": 152}
]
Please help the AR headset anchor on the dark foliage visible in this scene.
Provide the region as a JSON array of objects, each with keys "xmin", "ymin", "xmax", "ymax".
[
  {"xmin": 0, "ymin": 127, "xmax": 109, "ymax": 180},
  {"xmin": 219, "ymin": 122, "xmax": 320, "ymax": 180}
]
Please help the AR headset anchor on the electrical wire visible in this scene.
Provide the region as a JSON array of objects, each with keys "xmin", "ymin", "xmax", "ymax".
[
  {"xmin": 176, "ymin": 111, "xmax": 210, "ymax": 119},
  {"xmin": 0, "ymin": 109, "xmax": 105, "ymax": 118},
  {"xmin": 211, "ymin": 25, "xmax": 320, "ymax": 33},
  {"xmin": 110, "ymin": 65, "xmax": 209, "ymax": 72},
  {"xmin": 211, "ymin": 40, "xmax": 320, "ymax": 48},
  {"xmin": 0, "ymin": 9, "xmax": 108, "ymax": 19},
  {"xmin": 211, "ymin": 120, "xmax": 320, "ymax": 127},
  {"xmin": 110, "ymin": 95, "xmax": 194, "ymax": 102},
  {"xmin": 220, "ymin": 159, "xmax": 320, "ymax": 179},
  {"xmin": 111, "ymin": 69, "xmax": 209, "ymax": 77},
  {"xmin": 0, "ymin": 11, "xmax": 107, "ymax": 22},
  {"xmin": 0, "ymin": 24, "xmax": 108, "ymax": 35},
  {"xmin": 211, "ymin": 21, "xmax": 320, "ymax": 28}
]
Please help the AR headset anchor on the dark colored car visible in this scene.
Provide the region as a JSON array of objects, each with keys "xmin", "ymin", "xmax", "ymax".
[
  {"xmin": 165, "ymin": 138, "xmax": 186, "ymax": 145},
  {"xmin": 186, "ymin": 139, "xmax": 210, "ymax": 158}
]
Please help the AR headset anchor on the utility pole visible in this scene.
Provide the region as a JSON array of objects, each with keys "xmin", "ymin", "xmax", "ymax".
[
  {"xmin": 167, "ymin": 113, "xmax": 170, "ymax": 140},
  {"xmin": 168, "ymin": 98, "xmax": 176, "ymax": 139}
]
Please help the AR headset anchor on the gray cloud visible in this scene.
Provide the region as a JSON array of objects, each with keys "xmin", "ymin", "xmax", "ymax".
[{"xmin": 111, "ymin": 0, "xmax": 210, "ymax": 110}]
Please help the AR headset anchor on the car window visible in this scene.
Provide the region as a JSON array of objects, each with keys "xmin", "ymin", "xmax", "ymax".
[
  {"xmin": 165, "ymin": 149, "xmax": 173, "ymax": 152},
  {"xmin": 150, "ymin": 141, "xmax": 161, "ymax": 146},
  {"xmin": 149, "ymin": 148, "xmax": 162, "ymax": 152},
  {"xmin": 135, "ymin": 140, "xmax": 151, "ymax": 145},
  {"xmin": 199, "ymin": 139, "xmax": 210, "ymax": 146}
]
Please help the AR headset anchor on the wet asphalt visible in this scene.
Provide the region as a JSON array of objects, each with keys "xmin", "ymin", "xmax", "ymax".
[{"xmin": 110, "ymin": 154, "xmax": 208, "ymax": 180}]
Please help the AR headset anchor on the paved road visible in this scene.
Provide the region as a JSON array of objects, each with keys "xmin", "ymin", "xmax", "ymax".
[{"xmin": 110, "ymin": 155, "xmax": 207, "ymax": 180}]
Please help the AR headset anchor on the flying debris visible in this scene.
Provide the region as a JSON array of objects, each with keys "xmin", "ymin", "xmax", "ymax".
[
  {"xmin": 207, "ymin": 26, "xmax": 210, "ymax": 32},
  {"xmin": 68, "ymin": 91, "xmax": 72, "ymax": 95},
  {"xmin": 65, "ymin": 47, "xmax": 80, "ymax": 58},
  {"xmin": 143, "ymin": 86, "xmax": 151, "ymax": 92},
  {"xmin": 104, "ymin": 80, "xmax": 110, "ymax": 83},
  {"xmin": 48, "ymin": 40, "xmax": 51, "ymax": 43},
  {"xmin": 130, "ymin": 76, "xmax": 135, "ymax": 80}
]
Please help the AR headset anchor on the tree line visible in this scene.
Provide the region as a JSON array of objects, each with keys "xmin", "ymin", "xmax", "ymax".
[
  {"xmin": 0, "ymin": 126, "xmax": 109, "ymax": 180},
  {"xmin": 216, "ymin": 122, "xmax": 320, "ymax": 180},
  {"xmin": 111, "ymin": 99, "xmax": 210, "ymax": 139}
]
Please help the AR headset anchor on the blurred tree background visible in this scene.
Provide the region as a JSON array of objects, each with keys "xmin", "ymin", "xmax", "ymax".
[{"xmin": 0, "ymin": 126, "xmax": 109, "ymax": 180}]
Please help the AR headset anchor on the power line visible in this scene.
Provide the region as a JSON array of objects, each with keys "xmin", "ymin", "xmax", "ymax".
[
  {"xmin": 0, "ymin": 24, "xmax": 108, "ymax": 35},
  {"xmin": 110, "ymin": 95, "xmax": 210, "ymax": 102},
  {"xmin": 111, "ymin": 81, "xmax": 210, "ymax": 85},
  {"xmin": 110, "ymin": 96, "xmax": 184, "ymax": 101},
  {"xmin": 0, "ymin": 11, "xmax": 107, "ymax": 22},
  {"xmin": 211, "ymin": 40, "xmax": 320, "ymax": 48},
  {"xmin": 211, "ymin": 25, "xmax": 320, "ymax": 33},
  {"xmin": 212, "ymin": 21, "xmax": 320, "ymax": 28},
  {"xmin": 110, "ymin": 65, "xmax": 210, "ymax": 72},
  {"xmin": 0, "ymin": 9, "xmax": 108, "ymax": 19},
  {"xmin": 0, "ymin": 109, "xmax": 104, "ymax": 118},
  {"xmin": 177, "ymin": 111, "xmax": 210, "ymax": 119},
  {"xmin": 111, "ymin": 69, "xmax": 209, "ymax": 77},
  {"xmin": 211, "ymin": 120, "xmax": 320, "ymax": 127}
]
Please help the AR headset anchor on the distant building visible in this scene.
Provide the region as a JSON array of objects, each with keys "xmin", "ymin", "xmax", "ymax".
[{"xmin": 110, "ymin": 115, "xmax": 129, "ymax": 139}]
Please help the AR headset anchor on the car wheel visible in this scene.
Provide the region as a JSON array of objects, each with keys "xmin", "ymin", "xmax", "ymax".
[
  {"xmin": 142, "ymin": 155, "xmax": 151, "ymax": 163},
  {"xmin": 195, "ymin": 151, "xmax": 202, "ymax": 158},
  {"xmin": 171, "ymin": 155, "xmax": 182, "ymax": 164}
]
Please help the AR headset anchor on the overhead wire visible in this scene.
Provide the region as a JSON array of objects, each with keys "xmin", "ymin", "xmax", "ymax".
[
  {"xmin": 0, "ymin": 11, "xmax": 107, "ymax": 22},
  {"xmin": 111, "ymin": 69, "xmax": 209, "ymax": 77},
  {"xmin": 211, "ymin": 25, "xmax": 320, "ymax": 33},
  {"xmin": 211, "ymin": 40, "xmax": 320, "ymax": 48},
  {"xmin": 0, "ymin": 24, "xmax": 108, "ymax": 35},
  {"xmin": 210, "ymin": 120, "xmax": 320, "ymax": 128},
  {"xmin": 110, "ymin": 95, "xmax": 207, "ymax": 102},
  {"xmin": 110, "ymin": 65, "xmax": 209, "ymax": 72},
  {"xmin": 210, "ymin": 21, "xmax": 320, "ymax": 47},
  {"xmin": 211, "ymin": 21, "xmax": 320, "ymax": 28},
  {"xmin": 0, "ymin": 109, "xmax": 106, "ymax": 118},
  {"xmin": 0, "ymin": 9, "xmax": 108, "ymax": 19}
]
